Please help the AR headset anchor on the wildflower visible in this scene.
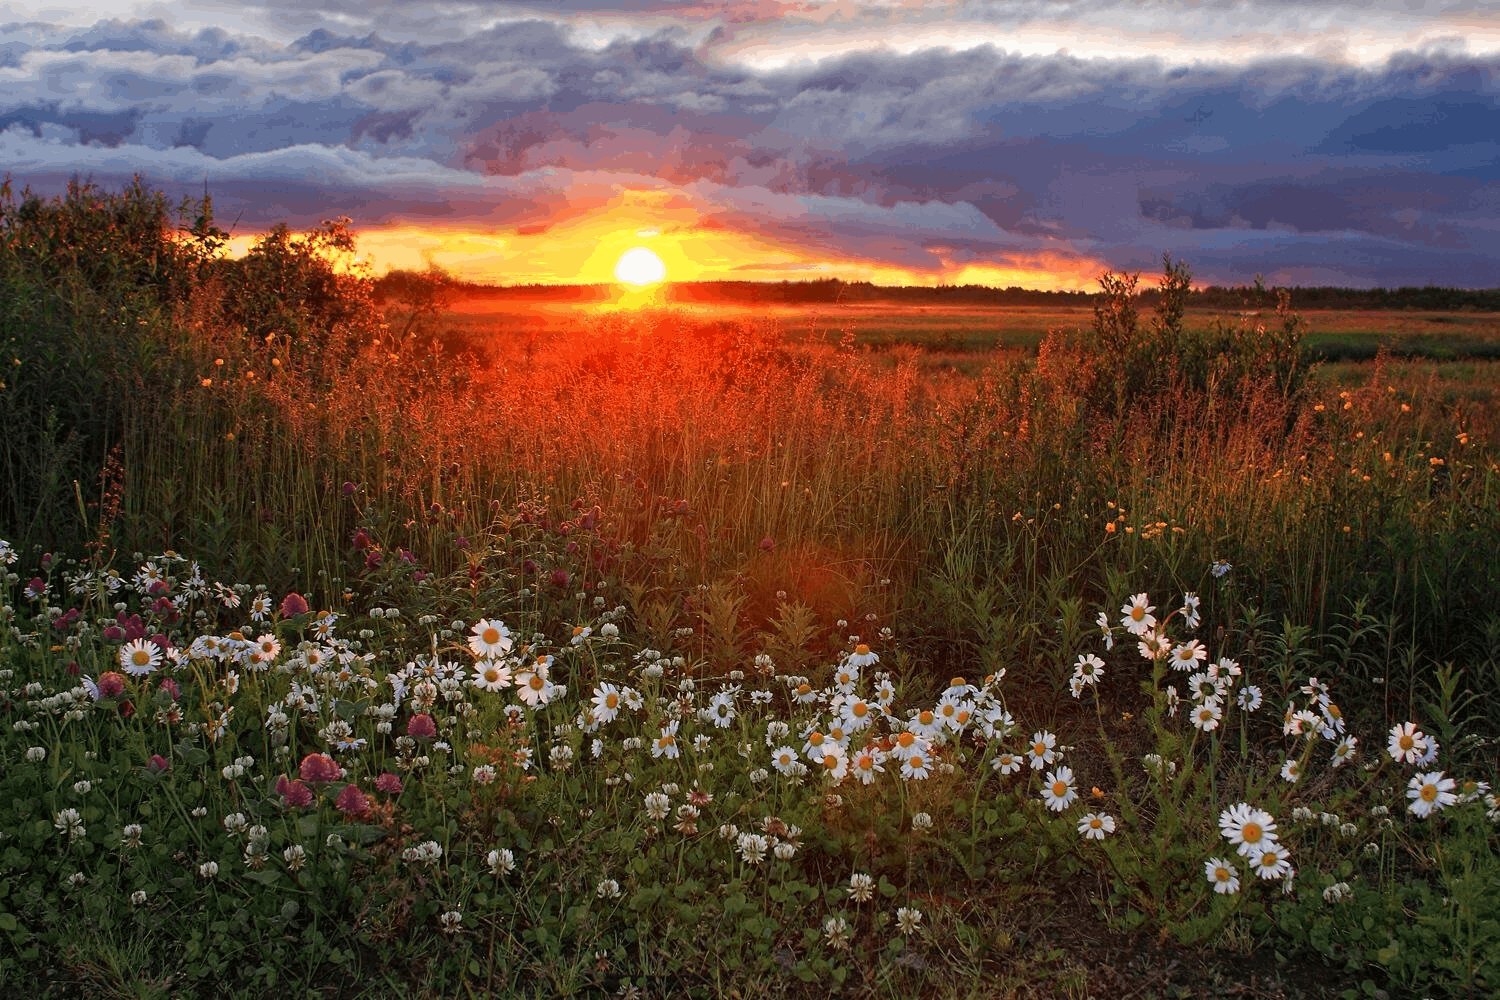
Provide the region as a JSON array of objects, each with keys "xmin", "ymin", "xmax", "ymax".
[
  {"xmin": 1323, "ymin": 881, "xmax": 1352, "ymax": 903},
  {"xmin": 1251, "ymin": 847, "xmax": 1293, "ymax": 880},
  {"xmin": 472, "ymin": 661, "xmax": 512, "ymax": 692},
  {"xmin": 704, "ymin": 691, "xmax": 736, "ymax": 728},
  {"xmin": 299, "ymin": 753, "xmax": 343, "ymax": 783},
  {"xmin": 900, "ymin": 753, "xmax": 933, "ymax": 781},
  {"xmin": 1041, "ymin": 766, "xmax": 1079, "ymax": 812},
  {"xmin": 1204, "ymin": 857, "xmax": 1240, "ymax": 894},
  {"xmin": 335, "ymin": 783, "xmax": 371, "ymax": 817},
  {"xmin": 771, "ymin": 745, "xmax": 800, "ymax": 775},
  {"xmin": 198, "ymin": 861, "xmax": 219, "ymax": 879},
  {"xmin": 1237, "ymin": 685, "xmax": 1263, "ymax": 712},
  {"xmin": 130, "ymin": 890, "xmax": 147, "ymax": 906},
  {"xmin": 1280, "ymin": 759, "xmax": 1301, "ymax": 783},
  {"xmin": 846, "ymin": 643, "xmax": 879, "ymax": 668},
  {"xmin": 592, "ymin": 683, "xmax": 624, "ymax": 724},
  {"xmin": 515, "ymin": 659, "xmax": 554, "ymax": 707},
  {"xmin": 1137, "ymin": 631, "xmax": 1172, "ymax": 661},
  {"xmin": 407, "ymin": 713, "xmax": 438, "ymax": 739},
  {"xmin": 823, "ymin": 915, "xmax": 850, "ymax": 949},
  {"xmin": 597, "ymin": 879, "xmax": 622, "ymax": 899},
  {"xmin": 1387, "ymin": 722, "xmax": 1429, "ymax": 765},
  {"xmin": 1219, "ymin": 803, "xmax": 1278, "ymax": 858},
  {"xmin": 1211, "ymin": 559, "xmax": 1232, "ymax": 578},
  {"xmin": 487, "ymin": 848, "xmax": 516, "ymax": 875},
  {"xmin": 1120, "ymin": 593, "xmax": 1156, "ymax": 636},
  {"xmin": 469, "ymin": 619, "xmax": 513, "ymax": 658},
  {"xmin": 652, "ymin": 721, "xmax": 680, "ymax": 760},
  {"xmin": 774, "ymin": 840, "xmax": 797, "ymax": 860},
  {"xmin": 1181, "ymin": 593, "xmax": 1201, "ymax": 628},
  {"xmin": 54, "ymin": 808, "xmax": 85, "ymax": 839},
  {"xmin": 438, "ymin": 910, "xmax": 462, "ymax": 934},
  {"xmin": 119, "ymin": 638, "xmax": 161, "ymax": 677},
  {"xmin": 280, "ymin": 592, "xmax": 309, "ymax": 618},
  {"xmin": 276, "ymin": 775, "xmax": 313, "ymax": 808},
  {"xmin": 375, "ymin": 772, "xmax": 403, "ymax": 794},
  {"xmin": 850, "ymin": 746, "xmax": 885, "ymax": 784},
  {"xmin": 96, "ymin": 671, "xmax": 126, "ymax": 699},
  {"xmin": 1191, "ymin": 700, "xmax": 1223, "ymax": 732},
  {"xmin": 121, "ymin": 824, "xmax": 142, "ymax": 849},
  {"xmin": 1078, "ymin": 813, "xmax": 1116, "ymax": 840},
  {"xmin": 1170, "ymin": 640, "xmax": 1208, "ymax": 672},
  {"xmin": 284, "ymin": 844, "xmax": 307, "ymax": 871},
  {"xmin": 895, "ymin": 906, "xmax": 923, "ymax": 936},
  {"xmin": 643, "ymin": 791, "xmax": 671, "ymax": 822},
  {"xmin": 848, "ymin": 872, "xmax": 875, "ymax": 903},
  {"xmin": 992, "ymin": 752, "xmax": 1022, "ymax": 775},
  {"xmin": 737, "ymin": 832, "xmax": 769, "ymax": 865},
  {"xmin": 818, "ymin": 746, "xmax": 850, "ymax": 783},
  {"xmin": 1026, "ymin": 731, "xmax": 1058, "ymax": 770},
  {"xmin": 1407, "ymin": 771, "xmax": 1457, "ymax": 818},
  {"xmin": 1072, "ymin": 653, "xmax": 1105, "ymax": 688},
  {"xmin": 223, "ymin": 813, "xmax": 249, "ymax": 836}
]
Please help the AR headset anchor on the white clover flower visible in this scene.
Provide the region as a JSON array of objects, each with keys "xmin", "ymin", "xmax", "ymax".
[
  {"xmin": 198, "ymin": 861, "xmax": 219, "ymax": 879},
  {"xmin": 130, "ymin": 890, "xmax": 147, "ymax": 906},
  {"xmin": 487, "ymin": 848, "xmax": 516, "ymax": 876},
  {"xmin": 895, "ymin": 906, "xmax": 923, "ymax": 936},
  {"xmin": 848, "ymin": 872, "xmax": 875, "ymax": 903}
]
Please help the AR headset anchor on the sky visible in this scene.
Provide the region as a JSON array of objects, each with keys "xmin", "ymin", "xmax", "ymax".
[{"xmin": 1, "ymin": 1, "xmax": 1497, "ymax": 288}]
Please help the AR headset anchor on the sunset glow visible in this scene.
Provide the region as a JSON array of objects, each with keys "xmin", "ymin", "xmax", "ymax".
[
  {"xmin": 614, "ymin": 248, "xmax": 667, "ymax": 287},
  {"xmin": 3, "ymin": 2, "xmax": 1496, "ymax": 288}
]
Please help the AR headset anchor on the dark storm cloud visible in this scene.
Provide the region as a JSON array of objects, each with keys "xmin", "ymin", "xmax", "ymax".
[{"xmin": 0, "ymin": 2, "xmax": 1497, "ymax": 284}]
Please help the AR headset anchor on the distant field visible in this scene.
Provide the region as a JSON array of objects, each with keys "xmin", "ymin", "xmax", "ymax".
[{"xmin": 438, "ymin": 295, "xmax": 1500, "ymax": 371}]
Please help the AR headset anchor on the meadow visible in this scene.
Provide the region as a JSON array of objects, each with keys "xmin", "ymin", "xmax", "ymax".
[{"xmin": 1, "ymin": 181, "xmax": 1497, "ymax": 999}]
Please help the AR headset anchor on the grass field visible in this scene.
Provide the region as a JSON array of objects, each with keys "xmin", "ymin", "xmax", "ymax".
[{"xmin": 2, "ymin": 186, "xmax": 1498, "ymax": 999}]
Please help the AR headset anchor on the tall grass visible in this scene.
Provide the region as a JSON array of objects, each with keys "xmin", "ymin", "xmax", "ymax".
[{"xmin": 2, "ymin": 181, "xmax": 1495, "ymax": 730}]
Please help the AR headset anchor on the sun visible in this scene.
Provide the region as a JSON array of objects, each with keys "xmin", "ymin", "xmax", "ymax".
[{"xmin": 614, "ymin": 247, "xmax": 667, "ymax": 287}]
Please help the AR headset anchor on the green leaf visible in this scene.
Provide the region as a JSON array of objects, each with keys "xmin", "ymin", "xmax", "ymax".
[
  {"xmin": 0, "ymin": 913, "xmax": 16, "ymax": 932},
  {"xmin": 244, "ymin": 870, "xmax": 281, "ymax": 886}
]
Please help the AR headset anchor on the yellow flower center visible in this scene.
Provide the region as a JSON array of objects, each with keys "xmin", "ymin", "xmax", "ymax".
[
  {"xmin": 897, "ymin": 732, "xmax": 915, "ymax": 748},
  {"xmin": 1421, "ymin": 784, "xmax": 1438, "ymax": 802},
  {"xmin": 918, "ymin": 711, "xmax": 934, "ymax": 726},
  {"xmin": 484, "ymin": 668, "xmax": 500, "ymax": 683},
  {"xmin": 909, "ymin": 756, "xmax": 925, "ymax": 770},
  {"xmin": 1131, "ymin": 607, "xmax": 1144, "ymax": 621},
  {"xmin": 1215, "ymin": 866, "xmax": 1231, "ymax": 881},
  {"xmin": 1399, "ymin": 734, "xmax": 1414, "ymax": 750},
  {"xmin": 1242, "ymin": 822, "xmax": 1261, "ymax": 842},
  {"xmin": 482, "ymin": 628, "xmax": 500, "ymax": 644},
  {"xmin": 1033, "ymin": 742, "xmax": 1047, "ymax": 756},
  {"xmin": 529, "ymin": 675, "xmax": 545, "ymax": 690},
  {"xmin": 1051, "ymin": 781, "xmax": 1068, "ymax": 797},
  {"xmin": 852, "ymin": 702, "xmax": 868, "ymax": 717},
  {"xmin": 854, "ymin": 644, "xmax": 870, "ymax": 656},
  {"xmin": 132, "ymin": 650, "xmax": 151, "ymax": 666},
  {"xmin": 823, "ymin": 755, "xmax": 839, "ymax": 770},
  {"xmin": 605, "ymin": 693, "xmax": 619, "ymax": 709}
]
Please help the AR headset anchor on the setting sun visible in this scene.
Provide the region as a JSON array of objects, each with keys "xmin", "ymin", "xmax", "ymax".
[{"xmin": 614, "ymin": 247, "xmax": 667, "ymax": 287}]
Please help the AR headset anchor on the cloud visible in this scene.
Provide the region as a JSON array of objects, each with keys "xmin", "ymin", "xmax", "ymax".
[{"xmin": 0, "ymin": 4, "xmax": 1497, "ymax": 285}]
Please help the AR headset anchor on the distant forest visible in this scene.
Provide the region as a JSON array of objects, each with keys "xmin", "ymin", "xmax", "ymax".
[{"xmin": 405, "ymin": 275, "xmax": 1500, "ymax": 311}]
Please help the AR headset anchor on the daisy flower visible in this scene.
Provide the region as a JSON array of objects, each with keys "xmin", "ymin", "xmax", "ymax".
[
  {"xmin": 1219, "ymin": 803, "xmax": 1278, "ymax": 858},
  {"xmin": 1387, "ymin": 722, "xmax": 1429, "ymax": 765},
  {"xmin": 1329, "ymin": 735, "xmax": 1358, "ymax": 768},
  {"xmin": 1096, "ymin": 610, "xmax": 1115, "ymax": 650},
  {"xmin": 652, "ymin": 721, "xmax": 680, "ymax": 760},
  {"xmin": 1120, "ymin": 593, "xmax": 1157, "ymax": 636},
  {"xmin": 703, "ymin": 691, "xmax": 736, "ymax": 728},
  {"xmin": 514, "ymin": 658, "xmax": 554, "ymax": 708},
  {"xmin": 591, "ymin": 683, "xmax": 623, "ymax": 724},
  {"xmin": 1204, "ymin": 857, "xmax": 1240, "ymax": 894},
  {"xmin": 1078, "ymin": 812, "xmax": 1116, "ymax": 840},
  {"xmin": 771, "ymin": 745, "xmax": 800, "ymax": 775},
  {"xmin": 845, "ymin": 643, "xmax": 879, "ymax": 668},
  {"xmin": 817, "ymin": 746, "xmax": 850, "ymax": 783},
  {"xmin": 1041, "ymin": 766, "xmax": 1078, "ymax": 812},
  {"xmin": 992, "ymin": 752, "xmax": 1022, "ymax": 775},
  {"xmin": 1026, "ymin": 731, "xmax": 1058, "ymax": 770},
  {"xmin": 472, "ymin": 661, "xmax": 512, "ymax": 693},
  {"xmin": 468, "ymin": 619, "xmax": 513, "ymax": 659},
  {"xmin": 1407, "ymin": 771, "xmax": 1457, "ymax": 818},
  {"xmin": 889, "ymin": 730, "xmax": 929, "ymax": 763},
  {"xmin": 1280, "ymin": 759, "xmax": 1302, "ymax": 784},
  {"xmin": 1237, "ymin": 685, "xmax": 1263, "ymax": 712},
  {"xmin": 1170, "ymin": 640, "xmax": 1208, "ymax": 672},
  {"xmin": 119, "ymin": 638, "xmax": 161, "ymax": 677},
  {"xmin": 900, "ymin": 752, "xmax": 933, "ymax": 781},
  {"xmin": 849, "ymin": 746, "xmax": 885, "ymax": 784},
  {"xmin": 1250, "ymin": 847, "xmax": 1293, "ymax": 880},
  {"xmin": 1181, "ymin": 592, "xmax": 1201, "ymax": 629},
  {"xmin": 839, "ymin": 698, "xmax": 876, "ymax": 732},
  {"xmin": 1073, "ymin": 654, "xmax": 1106, "ymax": 686},
  {"xmin": 908, "ymin": 709, "xmax": 945, "ymax": 741},
  {"xmin": 1191, "ymin": 700, "xmax": 1223, "ymax": 732},
  {"xmin": 1137, "ymin": 631, "xmax": 1172, "ymax": 661}
]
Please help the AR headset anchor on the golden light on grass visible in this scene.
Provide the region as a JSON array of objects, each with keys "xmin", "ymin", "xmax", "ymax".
[{"xmin": 614, "ymin": 247, "xmax": 667, "ymax": 287}]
